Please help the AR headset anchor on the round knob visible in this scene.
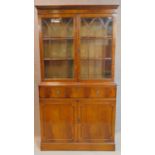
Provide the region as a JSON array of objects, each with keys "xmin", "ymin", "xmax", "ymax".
[{"xmin": 56, "ymin": 90, "xmax": 60, "ymax": 95}]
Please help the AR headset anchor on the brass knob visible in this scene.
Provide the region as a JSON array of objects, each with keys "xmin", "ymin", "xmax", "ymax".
[{"xmin": 56, "ymin": 90, "xmax": 60, "ymax": 95}]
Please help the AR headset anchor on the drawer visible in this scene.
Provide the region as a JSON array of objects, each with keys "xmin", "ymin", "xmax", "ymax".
[
  {"xmin": 39, "ymin": 86, "xmax": 67, "ymax": 98},
  {"xmin": 39, "ymin": 86, "xmax": 116, "ymax": 98},
  {"xmin": 89, "ymin": 86, "xmax": 116, "ymax": 98},
  {"xmin": 39, "ymin": 86, "xmax": 87, "ymax": 98}
]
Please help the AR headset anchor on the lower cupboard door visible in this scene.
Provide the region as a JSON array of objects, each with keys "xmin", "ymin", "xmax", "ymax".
[
  {"xmin": 40, "ymin": 99, "xmax": 76, "ymax": 143},
  {"xmin": 78, "ymin": 100, "xmax": 116, "ymax": 143}
]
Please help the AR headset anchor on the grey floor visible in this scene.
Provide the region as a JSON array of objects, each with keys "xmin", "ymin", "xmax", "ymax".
[{"xmin": 34, "ymin": 132, "xmax": 121, "ymax": 155}]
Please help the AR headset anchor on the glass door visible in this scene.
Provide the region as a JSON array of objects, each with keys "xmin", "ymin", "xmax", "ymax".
[
  {"xmin": 79, "ymin": 16, "xmax": 113, "ymax": 80},
  {"xmin": 41, "ymin": 17, "xmax": 75, "ymax": 80}
]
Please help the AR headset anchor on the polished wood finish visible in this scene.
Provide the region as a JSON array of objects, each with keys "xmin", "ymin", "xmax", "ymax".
[
  {"xmin": 39, "ymin": 98, "xmax": 116, "ymax": 150},
  {"xmin": 40, "ymin": 99, "xmax": 76, "ymax": 142},
  {"xmin": 41, "ymin": 142, "xmax": 115, "ymax": 151},
  {"xmin": 36, "ymin": 5, "xmax": 118, "ymax": 151},
  {"xmin": 36, "ymin": 5, "xmax": 118, "ymax": 15},
  {"xmin": 39, "ymin": 85, "xmax": 116, "ymax": 98},
  {"xmin": 78, "ymin": 99, "xmax": 115, "ymax": 143},
  {"xmin": 36, "ymin": 5, "xmax": 119, "ymax": 10}
]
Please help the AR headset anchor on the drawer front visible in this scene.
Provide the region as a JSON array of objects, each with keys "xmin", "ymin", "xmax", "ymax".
[
  {"xmin": 39, "ymin": 87, "xmax": 67, "ymax": 98},
  {"xmin": 39, "ymin": 86, "xmax": 116, "ymax": 98},
  {"xmin": 89, "ymin": 87, "xmax": 116, "ymax": 98}
]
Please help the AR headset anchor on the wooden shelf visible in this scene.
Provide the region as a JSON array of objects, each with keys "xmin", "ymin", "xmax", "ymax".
[
  {"xmin": 43, "ymin": 36, "xmax": 111, "ymax": 41},
  {"xmin": 80, "ymin": 58, "xmax": 112, "ymax": 60},
  {"xmin": 43, "ymin": 37, "xmax": 73, "ymax": 41},
  {"xmin": 44, "ymin": 58, "xmax": 73, "ymax": 61},
  {"xmin": 81, "ymin": 36, "xmax": 112, "ymax": 40},
  {"xmin": 81, "ymin": 72, "xmax": 111, "ymax": 76}
]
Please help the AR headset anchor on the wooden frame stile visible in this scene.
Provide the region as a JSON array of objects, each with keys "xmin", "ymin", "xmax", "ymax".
[
  {"xmin": 75, "ymin": 14, "xmax": 81, "ymax": 82},
  {"xmin": 39, "ymin": 99, "xmax": 46, "ymax": 143},
  {"xmin": 111, "ymin": 98, "xmax": 116, "ymax": 143},
  {"xmin": 74, "ymin": 14, "xmax": 79, "ymax": 81},
  {"xmin": 111, "ymin": 14, "xmax": 117, "ymax": 82},
  {"xmin": 38, "ymin": 16, "xmax": 45, "ymax": 81}
]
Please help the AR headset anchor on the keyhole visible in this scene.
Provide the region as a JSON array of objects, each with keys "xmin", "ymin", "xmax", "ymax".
[
  {"xmin": 77, "ymin": 117, "xmax": 80, "ymax": 123},
  {"xmin": 96, "ymin": 89, "xmax": 100, "ymax": 95}
]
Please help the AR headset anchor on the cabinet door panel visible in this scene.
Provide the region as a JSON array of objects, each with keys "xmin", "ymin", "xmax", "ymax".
[
  {"xmin": 40, "ymin": 99, "xmax": 76, "ymax": 142},
  {"xmin": 41, "ymin": 17, "xmax": 75, "ymax": 80},
  {"xmin": 80, "ymin": 16, "xmax": 113, "ymax": 80},
  {"xmin": 78, "ymin": 100, "xmax": 115, "ymax": 143}
]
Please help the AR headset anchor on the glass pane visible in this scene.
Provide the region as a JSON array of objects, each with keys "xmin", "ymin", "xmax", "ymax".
[
  {"xmin": 44, "ymin": 60, "xmax": 74, "ymax": 78},
  {"xmin": 81, "ymin": 17, "xmax": 112, "ymax": 37},
  {"xmin": 80, "ymin": 17, "xmax": 112, "ymax": 79},
  {"xmin": 42, "ymin": 18, "xmax": 74, "ymax": 79},
  {"xmin": 43, "ymin": 40, "xmax": 73, "ymax": 59},
  {"xmin": 42, "ymin": 18, "xmax": 73, "ymax": 37}
]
